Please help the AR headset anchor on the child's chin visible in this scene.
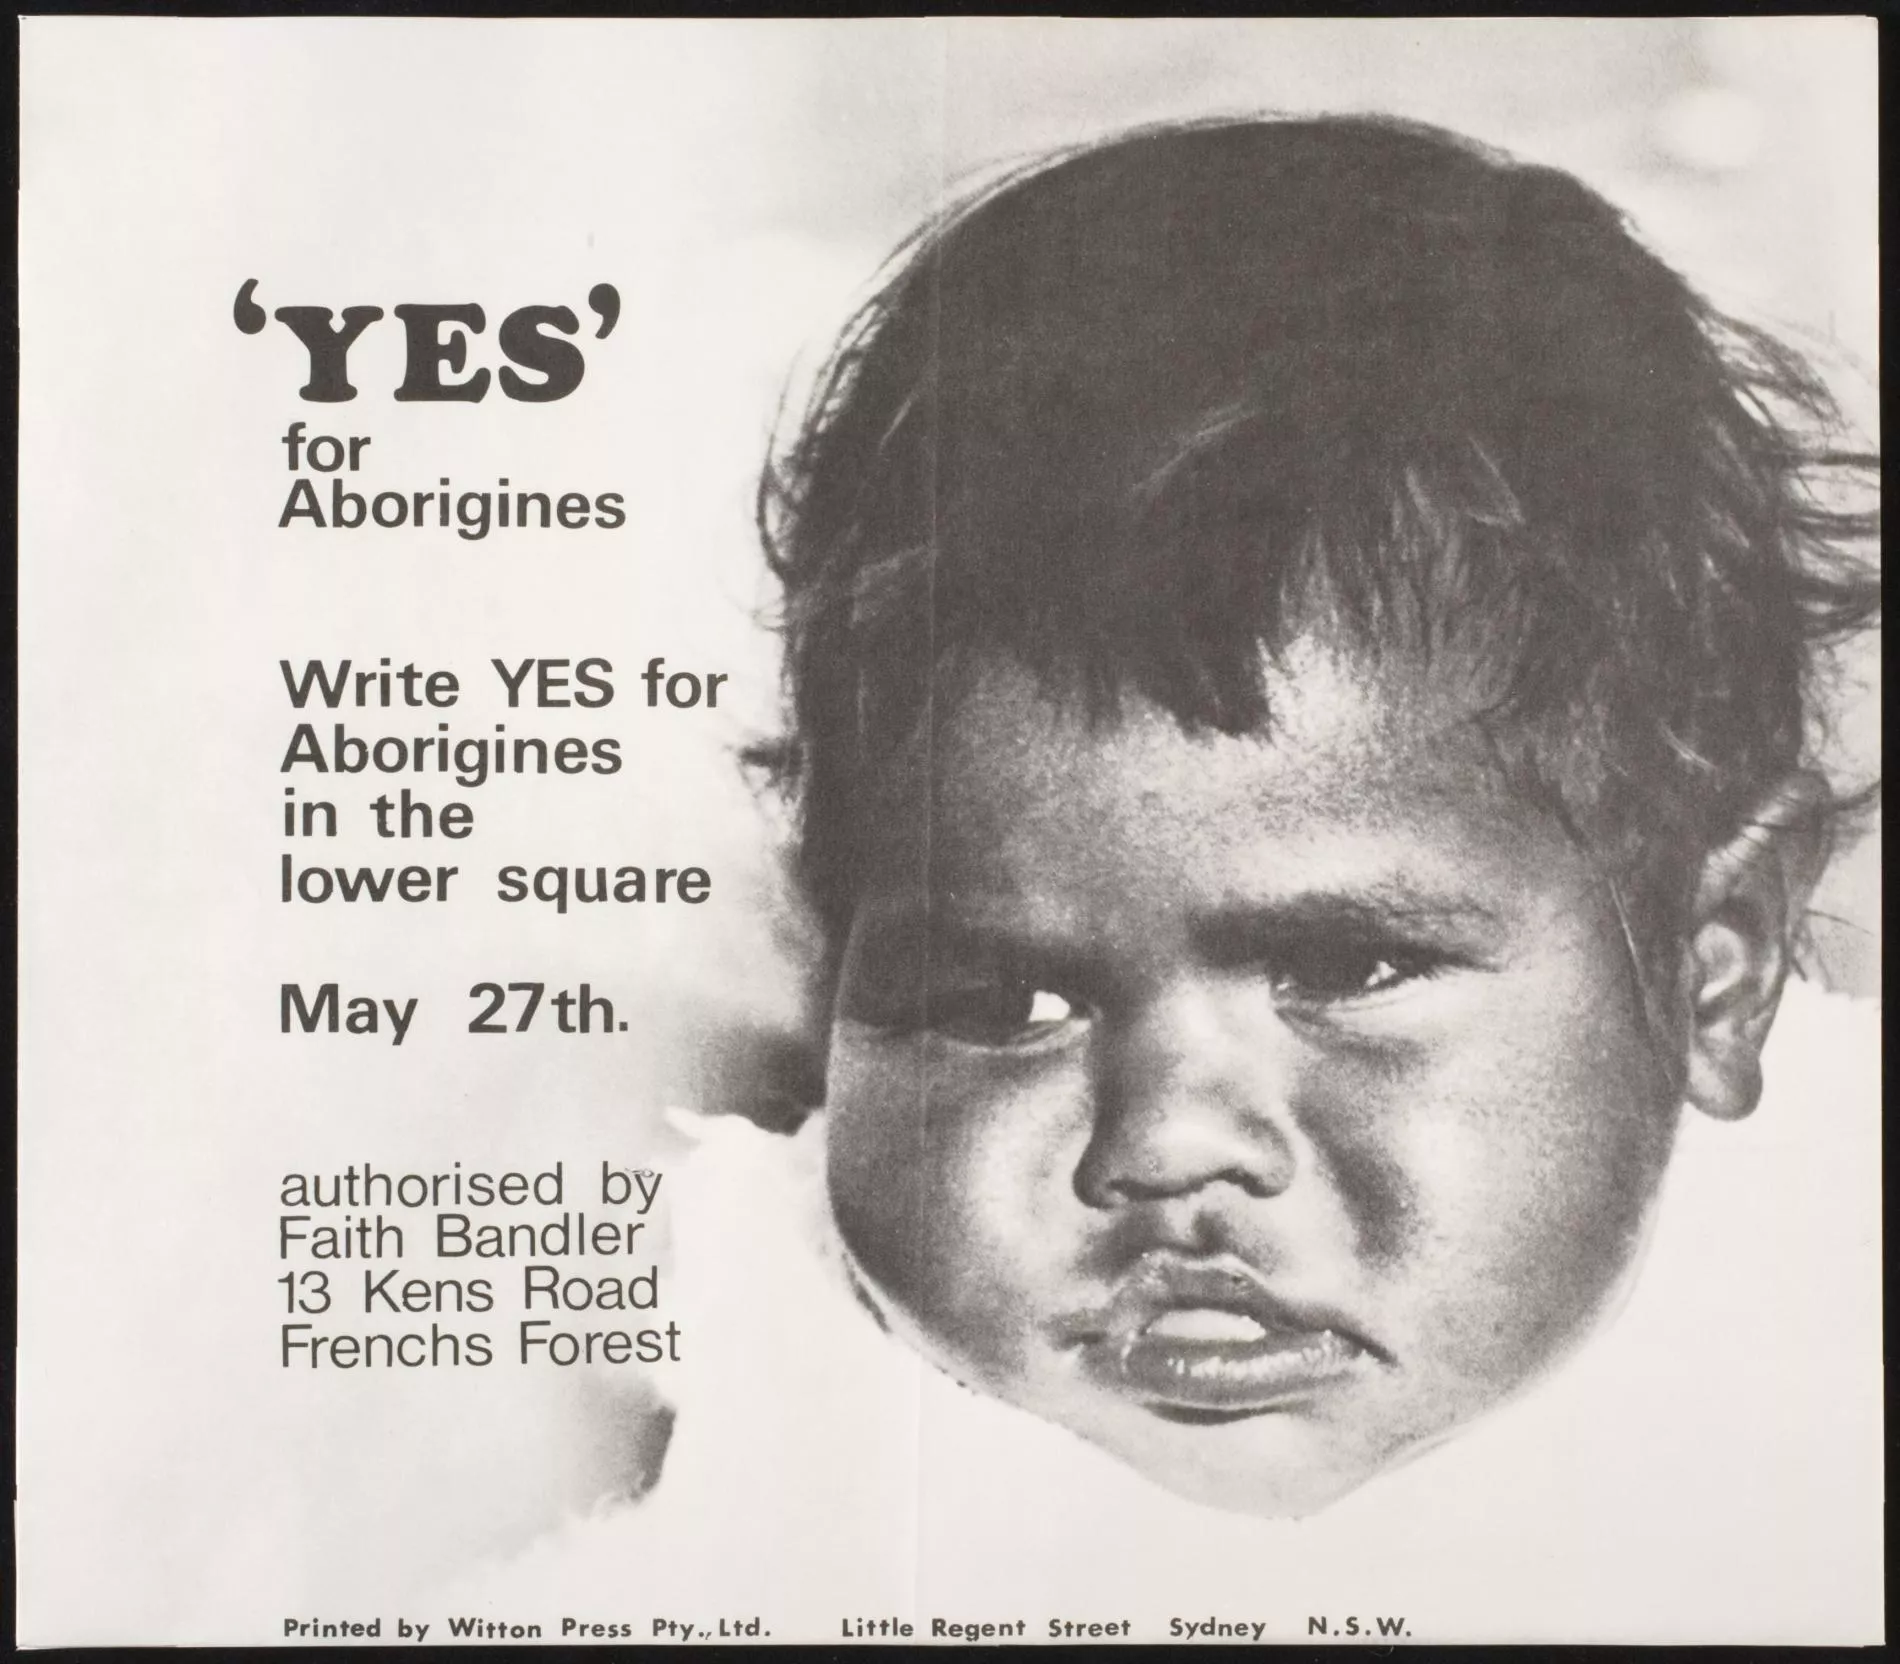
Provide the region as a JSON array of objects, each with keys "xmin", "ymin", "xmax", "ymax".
[{"xmin": 1083, "ymin": 1416, "xmax": 1388, "ymax": 1521}]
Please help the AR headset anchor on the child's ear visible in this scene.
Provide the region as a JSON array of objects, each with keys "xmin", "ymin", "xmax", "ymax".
[{"xmin": 1680, "ymin": 773, "xmax": 1828, "ymax": 1122}]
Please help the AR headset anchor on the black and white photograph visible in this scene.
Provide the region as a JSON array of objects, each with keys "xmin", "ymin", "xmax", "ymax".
[{"xmin": 16, "ymin": 16, "xmax": 1880, "ymax": 1647}]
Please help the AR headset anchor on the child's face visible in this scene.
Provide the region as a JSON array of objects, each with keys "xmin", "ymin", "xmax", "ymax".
[{"xmin": 824, "ymin": 641, "xmax": 1688, "ymax": 1517}]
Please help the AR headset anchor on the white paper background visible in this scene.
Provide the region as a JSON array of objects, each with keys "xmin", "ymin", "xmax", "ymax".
[{"xmin": 17, "ymin": 17, "xmax": 1880, "ymax": 1646}]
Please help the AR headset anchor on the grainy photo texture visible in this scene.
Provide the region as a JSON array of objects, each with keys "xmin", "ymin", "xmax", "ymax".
[{"xmin": 17, "ymin": 17, "xmax": 1879, "ymax": 1648}]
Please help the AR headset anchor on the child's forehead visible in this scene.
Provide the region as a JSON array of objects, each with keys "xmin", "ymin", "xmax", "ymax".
[
  {"xmin": 927, "ymin": 638, "xmax": 1498, "ymax": 797},
  {"xmin": 862, "ymin": 643, "xmax": 1558, "ymax": 882},
  {"xmin": 848, "ymin": 646, "xmax": 1595, "ymax": 955}
]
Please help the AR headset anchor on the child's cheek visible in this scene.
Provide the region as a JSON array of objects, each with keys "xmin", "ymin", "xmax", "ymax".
[
  {"xmin": 823, "ymin": 1038, "xmax": 931, "ymax": 1295},
  {"xmin": 1283, "ymin": 1055, "xmax": 1428, "ymax": 1274},
  {"xmin": 825, "ymin": 1034, "xmax": 1089, "ymax": 1355},
  {"xmin": 1346, "ymin": 994, "xmax": 1679, "ymax": 1387}
]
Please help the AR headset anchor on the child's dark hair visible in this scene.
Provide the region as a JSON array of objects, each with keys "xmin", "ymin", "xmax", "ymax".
[{"xmin": 752, "ymin": 115, "xmax": 1878, "ymax": 975}]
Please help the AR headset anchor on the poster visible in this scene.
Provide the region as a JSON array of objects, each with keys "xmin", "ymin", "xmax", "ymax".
[{"xmin": 16, "ymin": 16, "xmax": 1881, "ymax": 1648}]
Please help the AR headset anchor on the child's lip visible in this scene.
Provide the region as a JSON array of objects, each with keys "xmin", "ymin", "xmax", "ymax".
[{"xmin": 1060, "ymin": 1251, "xmax": 1387, "ymax": 1414}]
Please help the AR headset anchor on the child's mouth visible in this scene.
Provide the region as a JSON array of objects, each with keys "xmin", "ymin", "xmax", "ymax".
[
  {"xmin": 1068, "ymin": 1253, "xmax": 1382, "ymax": 1415},
  {"xmin": 1109, "ymin": 1310, "xmax": 1369, "ymax": 1413}
]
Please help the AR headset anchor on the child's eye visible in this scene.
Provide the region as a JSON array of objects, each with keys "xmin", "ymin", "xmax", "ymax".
[
  {"xmin": 835, "ymin": 925, "xmax": 1088, "ymax": 1049},
  {"xmin": 925, "ymin": 983, "xmax": 1083, "ymax": 1048},
  {"xmin": 1267, "ymin": 944, "xmax": 1446, "ymax": 1007}
]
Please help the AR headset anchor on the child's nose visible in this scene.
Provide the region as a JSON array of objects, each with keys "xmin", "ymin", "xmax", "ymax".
[{"xmin": 1073, "ymin": 982, "xmax": 1298, "ymax": 1208}]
